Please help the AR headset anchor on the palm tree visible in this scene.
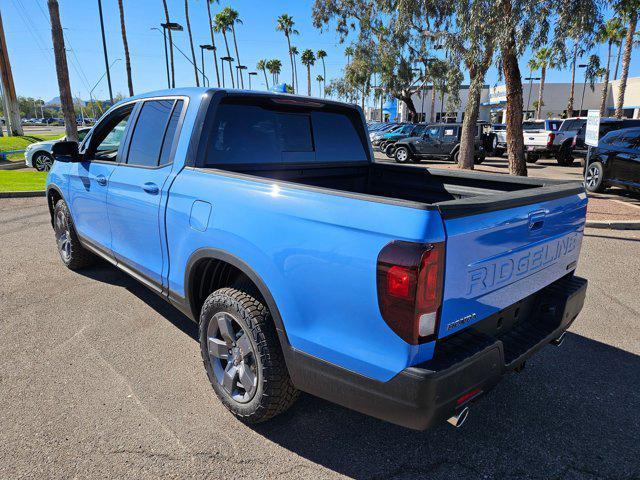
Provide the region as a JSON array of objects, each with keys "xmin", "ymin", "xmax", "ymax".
[
  {"xmin": 290, "ymin": 46, "xmax": 299, "ymax": 93},
  {"xmin": 184, "ymin": 0, "xmax": 199, "ymax": 86},
  {"xmin": 222, "ymin": 7, "xmax": 243, "ymax": 88},
  {"xmin": 596, "ymin": 17, "xmax": 626, "ymax": 116},
  {"xmin": 316, "ymin": 75, "xmax": 324, "ymax": 97},
  {"xmin": 301, "ymin": 49, "xmax": 315, "ymax": 96},
  {"xmin": 214, "ymin": 11, "xmax": 235, "ymax": 88},
  {"xmin": 117, "ymin": 0, "xmax": 133, "ymax": 96},
  {"xmin": 267, "ymin": 59, "xmax": 281, "ymax": 84},
  {"xmin": 257, "ymin": 59, "xmax": 269, "ymax": 89},
  {"xmin": 528, "ymin": 47, "xmax": 558, "ymax": 119},
  {"xmin": 161, "ymin": 0, "xmax": 175, "ymax": 87},
  {"xmin": 316, "ymin": 50, "xmax": 327, "ymax": 97},
  {"xmin": 344, "ymin": 46, "xmax": 354, "ymax": 65},
  {"xmin": 205, "ymin": 0, "xmax": 221, "ymax": 87},
  {"xmin": 615, "ymin": 5, "xmax": 639, "ymax": 118},
  {"xmin": 276, "ymin": 14, "xmax": 298, "ymax": 93}
]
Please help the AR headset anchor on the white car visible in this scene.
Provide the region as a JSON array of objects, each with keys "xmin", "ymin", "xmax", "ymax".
[{"xmin": 24, "ymin": 127, "xmax": 91, "ymax": 171}]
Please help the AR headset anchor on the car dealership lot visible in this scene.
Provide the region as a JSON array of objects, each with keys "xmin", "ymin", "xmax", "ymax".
[{"xmin": 1, "ymin": 197, "xmax": 639, "ymax": 479}]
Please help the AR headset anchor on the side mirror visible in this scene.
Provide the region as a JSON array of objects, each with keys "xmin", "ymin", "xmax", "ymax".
[{"xmin": 52, "ymin": 141, "xmax": 80, "ymax": 162}]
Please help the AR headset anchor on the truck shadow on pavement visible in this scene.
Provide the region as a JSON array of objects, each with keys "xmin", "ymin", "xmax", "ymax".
[{"xmin": 79, "ymin": 263, "xmax": 639, "ymax": 480}]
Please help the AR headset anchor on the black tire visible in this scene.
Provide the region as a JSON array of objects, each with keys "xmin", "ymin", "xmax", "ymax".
[
  {"xmin": 394, "ymin": 146, "xmax": 411, "ymax": 163},
  {"xmin": 452, "ymin": 150, "xmax": 460, "ymax": 164},
  {"xmin": 474, "ymin": 154, "xmax": 485, "ymax": 165},
  {"xmin": 379, "ymin": 141, "xmax": 388, "ymax": 152},
  {"xmin": 526, "ymin": 153, "xmax": 538, "ymax": 163},
  {"xmin": 584, "ymin": 161, "xmax": 605, "ymax": 193},
  {"xmin": 33, "ymin": 151, "xmax": 53, "ymax": 172},
  {"xmin": 199, "ymin": 287, "xmax": 299, "ymax": 424},
  {"xmin": 53, "ymin": 199, "xmax": 96, "ymax": 270},
  {"xmin": 556, "ymin": 144, "xmax": 575, "ymax": 166},
  {"xmin": 494, "ymin": 147, "xmax": 505, "ymax": 157},
  {"xmin": 384, "ymin": 143, "xmax": 396, "ymax": 158}
]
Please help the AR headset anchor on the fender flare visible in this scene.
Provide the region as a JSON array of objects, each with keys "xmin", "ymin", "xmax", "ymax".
[
  {"xmin": 183, "ymin": 247, "xmax": 290, "ymax": 347},
  {"xmin": 46, "ymin": 183, "xmax": 65, "ymax": 226}
]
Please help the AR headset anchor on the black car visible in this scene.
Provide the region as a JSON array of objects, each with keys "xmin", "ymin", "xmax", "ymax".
[
  {"xmin": 584, "ymin": 126, "xmax": 640, "ymax": 193},
  {"xmin": 393, "ymin": 123, "xmax": 486, "ymax": 164},
  {"xmin": 573, "ymin": 118, "xmax": 640, "ymax": 160}
]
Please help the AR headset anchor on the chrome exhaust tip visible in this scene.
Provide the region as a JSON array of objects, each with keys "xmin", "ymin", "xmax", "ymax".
[
  {"xmin": 551, "ymin": 332, "xmax": 566, "ymax": 347},
  {"xmin": 447, "ymin": 407, "xmax": 469, "ymax": 428}
]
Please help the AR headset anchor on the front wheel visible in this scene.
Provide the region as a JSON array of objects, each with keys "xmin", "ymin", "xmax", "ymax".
[
  {"xmin": 394, "ymin": 146, "xmax": 411, "ymax": 163},
  {"xmin": 584, "ymin": 161, "xmax": 605, "ymax": 193},
  {"xmin": 384, "ymin": 143, "xmax": 396, "ymax": 158},
  {"xmin": 200, "ymin": 287, "xmax": 299, "ymax": 424},
  {"xmin": 53, "ymin": 199, "xmax": 96, "ymax": 270},
  {"xmin": 556, "ymin": 144, "xmax": 575, "ymax": 166},
  {"xmin": 33, "ymin": 152, "xmax": 54, "ymax": 171}
]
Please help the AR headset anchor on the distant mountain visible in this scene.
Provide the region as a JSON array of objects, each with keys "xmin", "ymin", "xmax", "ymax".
[{"xmin": 44, "ymin": 96, "xmax": 87, "ymax": 107}]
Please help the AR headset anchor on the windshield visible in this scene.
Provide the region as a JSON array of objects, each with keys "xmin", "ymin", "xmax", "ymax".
[{"xmin": 522, "ymin": 121, "xmax": 544, "ymax": 130}]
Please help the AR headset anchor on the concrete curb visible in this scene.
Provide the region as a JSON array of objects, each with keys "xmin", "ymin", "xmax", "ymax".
[
  {"xmin": 0, "ymin": 190, "xmax": 45, "ymax": 198},
  {"xmin": 0, "ymin": 162, "xmax": 27, "ymax": 170},
  {"xmin": 585, "ymin": 220, "xmax": 640, "ymax": 230}
]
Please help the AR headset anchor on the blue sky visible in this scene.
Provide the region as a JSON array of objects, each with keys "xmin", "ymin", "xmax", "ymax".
[{"xmin": 3, "ymin": 0, "xmax": 639, "ymax": 105}]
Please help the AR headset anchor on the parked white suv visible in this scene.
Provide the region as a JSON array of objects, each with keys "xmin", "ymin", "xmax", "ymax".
[{"xmin": 24, "ymin": 128, "xmax": 91, "ymax": 171}]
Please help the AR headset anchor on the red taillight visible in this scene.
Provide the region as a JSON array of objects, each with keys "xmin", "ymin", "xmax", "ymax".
[
  {"xmin": 547, "ymin": 132, "xmax": 555, "ymax": 147},
  {"xmin": 376, "ymin": 241, "xmax": 445, "ymax": 344}
]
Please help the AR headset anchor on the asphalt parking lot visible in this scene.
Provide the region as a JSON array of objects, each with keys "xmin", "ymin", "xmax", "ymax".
[{"xmin": 1, "ymin": 197, "xmax": 639, "ymax": 479}]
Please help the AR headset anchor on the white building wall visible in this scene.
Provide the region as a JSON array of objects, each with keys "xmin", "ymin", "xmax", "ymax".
[{"xmin": 397, "ymin": 85, "xmax": 491, "ymax": 123}]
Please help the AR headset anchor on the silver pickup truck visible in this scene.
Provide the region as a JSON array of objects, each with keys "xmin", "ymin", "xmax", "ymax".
[{"xmin": 523, "ymin": 119, "xmax": 563, "ymax": 164}]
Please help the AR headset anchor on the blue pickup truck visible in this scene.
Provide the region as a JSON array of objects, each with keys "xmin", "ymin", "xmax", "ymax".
[{"xmin": 46, "ymin": 88, "xmax": 588, "ymax": 430}]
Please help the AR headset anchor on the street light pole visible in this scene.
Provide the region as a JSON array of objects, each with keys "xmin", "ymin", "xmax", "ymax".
[
  {"xmin": 220, "ymin": 56, "xmax": 234, "ymax": 89},
  {"xmin": 248, "ymin": 71, "xmax": 257, "ymax": 90},
  {"xmin": 578, "ymin": 64, "xmax": 588, "ymax": 115},
  {"xmin": 160, "ymin": 22, "xmax": 183, "ymax": 88},
  {"xmin": 97, "ymin": 0, "xmax": 113, "ymax": 103},
  {"xmin": 524, "ymin": 76, "xmax": 541, "ymax": 118}
]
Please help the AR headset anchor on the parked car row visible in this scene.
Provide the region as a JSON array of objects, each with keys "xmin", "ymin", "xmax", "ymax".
[{"xmin": 24, "ymin": 127, "xmax": 92, "ymax": 171}]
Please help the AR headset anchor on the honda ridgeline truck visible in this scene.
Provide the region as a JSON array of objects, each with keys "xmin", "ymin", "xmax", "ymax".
[{"xmin": 46, "ymin": 89, "xmax": 588, "ymax": 430}]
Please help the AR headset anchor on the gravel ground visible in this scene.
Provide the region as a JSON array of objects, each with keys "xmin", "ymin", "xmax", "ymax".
[{"xmin": 1, "ymin": 197, "xmax": 639, "ymax": 479}]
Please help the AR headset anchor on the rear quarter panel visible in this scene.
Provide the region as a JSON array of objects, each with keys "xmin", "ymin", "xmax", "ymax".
[{"xmin": 166, "ymin": 168, "xmax": 446, "ymax": 381}]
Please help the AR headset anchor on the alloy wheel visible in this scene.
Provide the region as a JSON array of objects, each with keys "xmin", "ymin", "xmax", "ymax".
[
  {"xmin": 396, "ymin": 148, "xmax": 408, "ymax": 162},
  {"xmin": 207, "ymin": 311, "xmax": 258, "ymax": 403},
  {"xmin": 34, "ymin": 154, "xmax": 53, "ymax": 172},
  {"xmin": 585, "ymin": 166, "xmax": 600, "ymax": 189},
  {"xmin": 54, "ymin": 210, "xmax": 71, "ymax": 262}
]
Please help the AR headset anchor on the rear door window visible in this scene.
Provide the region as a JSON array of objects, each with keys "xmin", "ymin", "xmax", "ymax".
[
  {"xmin": 127, "ymin": 99, "xmax": 178, "ymax": 167},
  {"xmin": 442, "ymin": 126, "xmax": 458, "ymax": 142},
  {"xmin": 205, "ymin": 100, "xmax": 368, "ymax": 166}
]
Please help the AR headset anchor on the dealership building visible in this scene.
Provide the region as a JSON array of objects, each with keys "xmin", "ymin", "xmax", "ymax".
[{"xmin": 384, "ymin": 76, "xmax": 640, "ymax": 123}]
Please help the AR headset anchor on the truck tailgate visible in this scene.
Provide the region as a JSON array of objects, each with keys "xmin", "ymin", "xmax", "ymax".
[
  {"xmin": 523, "ymin": 131, "xmax": 550, "ymax": 146},
  {"xmin": 437, "ymin": 188, "xmax": 587, "ymax": 338}
]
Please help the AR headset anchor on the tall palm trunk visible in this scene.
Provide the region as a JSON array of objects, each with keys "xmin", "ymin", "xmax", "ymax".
[
  {"xmin": 615, "ymin": 11, "xmax": 637, "ymax": 119},
  {"xmin": 47, "ymin": 0, "xmax": 76, "ymax": 141},
  {"xmin": 501, "ymin": 1, "xmax": 526, "ymax": 176},
  {"xmin": 318, "ymin": 79, "xmax": 322, "ymax": 96},
  {"xmin": 261, "ymin": 66, "xmax": 269, "ymax": 89},
  {"xmin": 221, "ymin": 31, "xmax": 235, "ymax": 88},
  {"xmin": 430, "ymin": 86, "xmax": 436, "ymax": 122},
  {"xmin": 321, "ymin": 58, "xmax": 326, "ymax": 97},
  {"xmin": 293, "ymin": 54, "xmax": 299, "ymax": 92},
  {"xmin": 231, "ymin": 24, "xmax": 242, "ymax": 88},
  {"xmin": 117, "ymin": 0, "xmax": 133, "ymax": 96},
  {"xmin": 600, "ymin": 41, "xmax": 612, "ymax": 116},
  {"xmin": 306, "ymin": 64, "xmax": 311, "ymax": 95},
  {"xmin": 613, "ymin": 41, "xmax": 623, "ymax": 80},
  {"xmin": 161, "ymin": 0, "xmax": 175, "ymax": 88},
  {"xmin": 536, "ymin": 64, "xmax": 546, "ymax": 119},
  {"xmin": 566, "ymin": 43, "xmax": 577, "ymax": 117},
  {"xmin": 286, "ymin": 34, "xmax": 294, "ymax": 92},
  {"xmin": 206, "ymin": 1, "xmax": 220, "ymax": 87},
  {"xmin": 184, "ymin": 0, "xmax": 199, "ymax": 86}
]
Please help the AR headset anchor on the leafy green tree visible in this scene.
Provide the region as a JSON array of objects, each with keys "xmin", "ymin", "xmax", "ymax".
[
  {"xmin": 266, "ymin": 59, "xmax": 282, "ymax": 84},
  {"xmin": 596, "ymin": 17, "xmax": 626, "ymax": 115},
  {"xmin": 214, "ymin": 10, "xmax": 235, "ymax": 87},
  {"xmin": 276, "ymin": 14, "xmax": 299, "ymax": 93},
  {"xmin": 344, "ymin": 45, "xmax": 354, "ymax": 64},
  {"xmin": 301, "ymin": 49, "xmax": 316, "ymax": 95},
  {"xmin": 257, "ymin": 59, "xmax": 269, "ymax": 89}
]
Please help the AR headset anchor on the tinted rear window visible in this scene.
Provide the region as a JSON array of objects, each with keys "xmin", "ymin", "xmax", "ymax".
[
  {"xmin": 522, "ymin": 121, "xmax": 544, "ymax": 130},
  {"xmin": 127, "ymin": 100, "xmax": 174, "ymax": 167},
  {"xmin": 205, "ymin": 100, "xmax": 368, "ymax": 166}
]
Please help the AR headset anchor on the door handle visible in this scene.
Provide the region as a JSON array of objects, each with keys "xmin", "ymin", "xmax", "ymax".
[
  {"xmin": 96, "ymin": 174, "xmax": 107, "ymax": 186},
  {"xmin": 142, "ymin": 182, "xmax": 159, "ymax": 195},
  {"xmin": 528, "ymin": 210, "xmax": 546, "ymax": 231}
]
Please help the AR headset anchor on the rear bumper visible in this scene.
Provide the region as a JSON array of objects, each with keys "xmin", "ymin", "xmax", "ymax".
[
  {"xmin": 525, "ymin": 145, "xmax": 553, "ymax": 155},
  {"xmin": 286, "ymin": 275, "xmax": 587, "ymax": 430}
]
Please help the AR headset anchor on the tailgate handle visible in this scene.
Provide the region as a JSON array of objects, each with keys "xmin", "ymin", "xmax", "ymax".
[{"xmin": 528, "ymin": 211, "xmax": 546, "ymax": 230}]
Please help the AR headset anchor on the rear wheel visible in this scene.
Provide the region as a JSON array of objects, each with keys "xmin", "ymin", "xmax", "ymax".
[
  {"xmin": 394, "ymin": 146, "xmax": 411, "ymax": 163},
  {"xmin": 200, "ymin": 287, "xmax": 299, "ymax": 423},
  {"xmin": 584, "ymin": 161, "xmax": 605, "ymax": 193},
  {"xmin": 494, "ymin": 147, "xmax": 505, "ymax": 157},
  {"xmin": 526, "ymin": 153, "xmax": 538, "ymax": 163},
  {"xmin": 474, "ymin": 154, "xmax": 485, "ymax": 165},
  {"xmin": 556, "ymin": 144, "xmax": 575, "ymax": 166},
  {"xmin": 384, "ymin": 143, "xmax": 396, "ymax": 158}
]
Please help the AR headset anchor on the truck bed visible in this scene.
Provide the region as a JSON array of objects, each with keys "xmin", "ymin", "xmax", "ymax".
[{"xmin": 211, "ymin": 162, "xmax": 584, "ymax": 219}]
